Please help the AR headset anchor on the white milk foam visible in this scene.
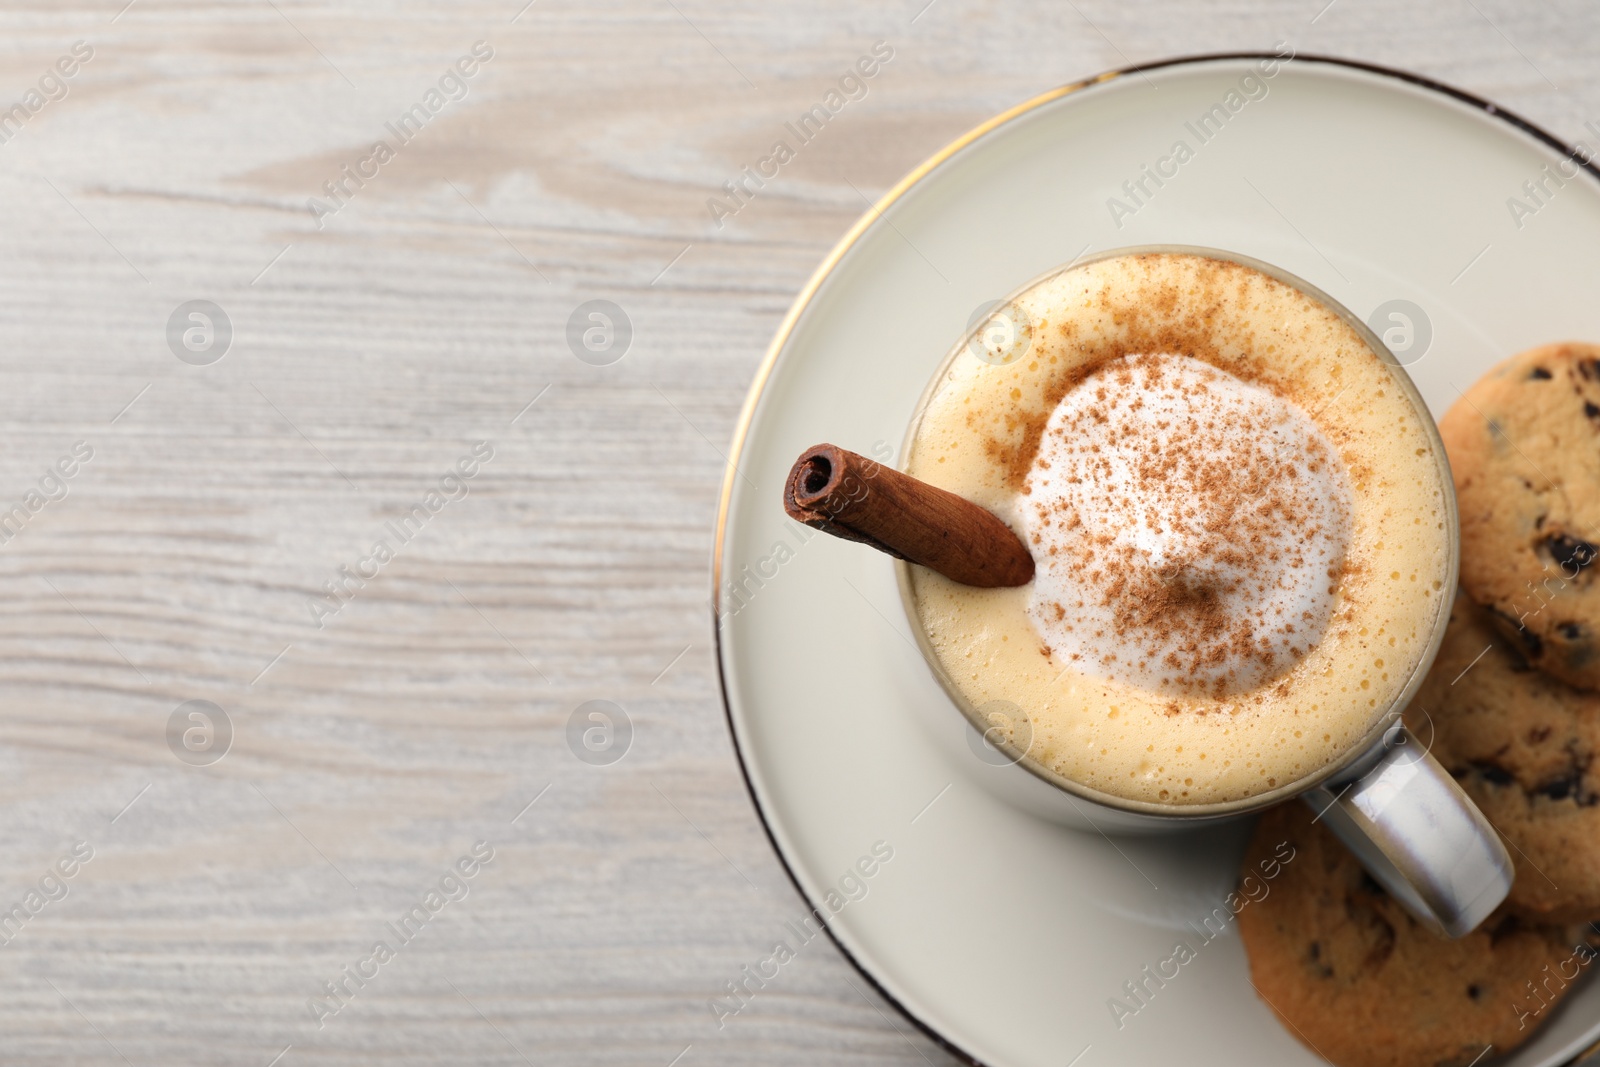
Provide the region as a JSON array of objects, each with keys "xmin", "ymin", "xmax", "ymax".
[
  {"xmin": 905, "ymin": 253, "xmax": 1451, "ymax": 805},
  {"xmin": 1024, "ymin": 352, "xmax": 1353, "ymax": 697}
]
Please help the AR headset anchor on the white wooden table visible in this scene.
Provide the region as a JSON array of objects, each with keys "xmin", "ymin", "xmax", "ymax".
[{"xmin": 0, "ymin": 2, "xmax": 1594, "ymax": 1063}]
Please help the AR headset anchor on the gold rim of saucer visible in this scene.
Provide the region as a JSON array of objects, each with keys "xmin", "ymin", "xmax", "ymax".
[{"xmin": 891, "ymin": 244, "xmax": 1462, "ymax": 819}]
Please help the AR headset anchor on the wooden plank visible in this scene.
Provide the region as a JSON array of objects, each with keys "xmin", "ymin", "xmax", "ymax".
[{"xmin": 0, "ymin": 0, "xmax": 1591, "ymax": 1062}]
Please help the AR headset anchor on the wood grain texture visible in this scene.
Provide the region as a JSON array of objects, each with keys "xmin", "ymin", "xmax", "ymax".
[{"xmin": 0, "ymin": 0, "xmax": 1595, "ymax": 1063}]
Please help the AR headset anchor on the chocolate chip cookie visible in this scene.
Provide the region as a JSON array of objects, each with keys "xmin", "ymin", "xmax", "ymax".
[
  {"xmin": 1404, "ymin": 594, "xmax": 1600, "ymax": 923},
  {"xmin": 1439, "ymin": 342, "xmax": 1600, "ymax": 690},
  {"xmin": 1238, "ymin": 803, "xmax": 1591, "ymax": 1067}
]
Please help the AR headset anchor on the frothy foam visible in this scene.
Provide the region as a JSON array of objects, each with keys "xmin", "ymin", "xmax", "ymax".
[{"xmin": 1023, "ymin": 352, "xmax": 1353, "ymax": 697}]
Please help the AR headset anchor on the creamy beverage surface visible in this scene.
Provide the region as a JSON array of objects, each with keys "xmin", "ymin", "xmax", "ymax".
[{"xmin": 906, "ymin": 252, "xmax": 1450, "ymax": 805}]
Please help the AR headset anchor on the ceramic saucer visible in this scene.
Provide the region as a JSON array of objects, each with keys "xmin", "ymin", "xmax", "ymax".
[{"xmin": 715, "ymin": 53, "xmax": 1600, "ymax": 1067}]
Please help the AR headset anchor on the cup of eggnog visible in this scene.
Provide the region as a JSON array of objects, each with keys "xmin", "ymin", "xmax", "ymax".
[{"xmin": 894, "ymin": 248, "xmax": 1510, "ymax": 937}]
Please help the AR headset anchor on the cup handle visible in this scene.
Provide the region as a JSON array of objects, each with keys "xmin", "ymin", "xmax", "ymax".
[{"xmin": 1300, "ymin": 721, "xmax": 1513, "ymax": 938}]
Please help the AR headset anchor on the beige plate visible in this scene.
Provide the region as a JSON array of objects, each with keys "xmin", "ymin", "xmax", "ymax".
[{"xmin": 714, "ymin": 53, "xmax": 1600, "ymax": 1067}]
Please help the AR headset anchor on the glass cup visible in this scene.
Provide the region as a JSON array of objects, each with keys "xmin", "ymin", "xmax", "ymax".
[{"xmin": 895, "ymin": 245, "xmax": 1511, "ymax": 938}]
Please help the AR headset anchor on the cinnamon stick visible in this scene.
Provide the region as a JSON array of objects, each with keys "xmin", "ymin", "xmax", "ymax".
[{"xmin": 782, "ymin": 443, "xmax": 1034, "ymax": 588}]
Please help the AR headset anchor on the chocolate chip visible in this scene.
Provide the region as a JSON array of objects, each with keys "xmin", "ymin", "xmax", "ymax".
[
  {"xmin": 1588, "ymin": 401, "xmax": 1600, "ymax": 420},
  {"xmin": 1539, "ymin": 773, "xmax": 1578, "ymax": 800},
  {"xmin": 1559, "ymin": 621, "xmax": 1587, "ymax": 641},
  {"xmin": 1541, "ymin": 534, "xmax": 1599, "ymax": 575},
  {"xmin": 1530, "ymin": 367, "xmax": 1553, "ymax": 379},
  {"xmin": 1467, "ymin": 983, "xmax": 1483, "ymax": 1000},
  {"xmin": 1471, "ymin": 761, "xmax": 1515, "ymax": 786},
  {"xmin": 1538, "ymin": 748, "xmax": 1597, "ymax": 806}
]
